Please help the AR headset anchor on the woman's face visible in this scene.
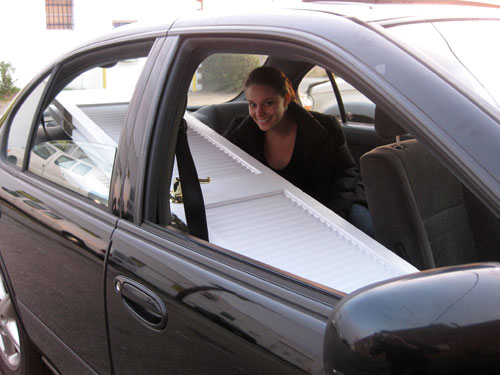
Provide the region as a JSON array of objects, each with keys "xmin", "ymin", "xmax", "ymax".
[{"xmin": 246, "ymin": 84, "xmax": 290, "ymax": 132}]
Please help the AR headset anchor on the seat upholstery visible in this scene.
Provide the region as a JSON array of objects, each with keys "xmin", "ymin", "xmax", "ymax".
[
  {"xmin": 192, "ymin": 101, "xmax": 249, "ymax": 134},
  {"xmin": 360, "ymin": 108, "xmax": 477, "ymax": 269}
]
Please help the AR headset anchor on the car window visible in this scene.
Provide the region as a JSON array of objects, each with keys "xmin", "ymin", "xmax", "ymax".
[
  {"xmin": 73, "ymin": 163, "xmax": 92, "ymax": 176},
  {"xmin": 298, "ymin": 66, "xmax": 334, "ymax": 112},
  {"xmin": 43, "ymin": 211, "xmax": 63, "ymax": 220},
  {"xmin": 162, "ymin": 45, "xmax": 418, "ymax": 295},
  {"xmin": 28, "ymin": 58, "xmax": 147, "ymax": 207},
  {"xmin": 187, "ymin": 53, "xmax": 266, "ymax": 107},
  {"xmin": 23, "ymin": 200, "xmax": 45, "ymax": 210},
  {"xmin": 5, "ymin": 76, "xmax": 50, "ymax": 167},
  {"xmin": 388, "ymin": 20, "xmax": 500, "ymax": 111},
  {"xmin": 32, "ymin": 143, "xmax": 57, "ymax": 159},
  {"xmin": 298, "ymin": 66, "xmax": 375, "ymax": 124},
  {"xmin": 54, "ymin": 155, "xmax": 77, "ymax": 169}
]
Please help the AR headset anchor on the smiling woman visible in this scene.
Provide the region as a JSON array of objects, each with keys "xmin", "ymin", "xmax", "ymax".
[{"xmin": 224, "ymin": 66, "xmax": 371, "ymax": 230}]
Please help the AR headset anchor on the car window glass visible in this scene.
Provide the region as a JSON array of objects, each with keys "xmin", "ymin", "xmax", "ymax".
[
  {"xmin": 54, "ymin": 155, "xmax": 77, "ymax": 169},
  {"xmin": 28, "ymin": 58, "xmax": 147, "ymax": 207},
  {"xmin": 6, "ymin": 77, "xmax": 50, "ymax": 167},
  {"xmin": 298, "ymin": 66, "xmax": 374, "ymax": 124},
  {"xmin": 165, "ymin": 52, "xmax": 413, "ymax": 295},
  {"xmin": 43, "ymin": 211, "xmax": 63, "ymax": 220},
  {"xmin": 32, "ymin": 143, "xmax": 57, "ymax": 160},
  {"xmin": 298, "ymin": 66, "xmax": 335, "ymax": 112},
  {"xmin": 73, "ymin": 163, "xmax": 92, "ymax": 176},
  {"xmin": 187, "ymin": 53, "xmax": 266, "ymax": 107},
  {"xmin": 23, "ymin": 200, "xmax": 45, "ymax": 210},
  {"xmin": 388, "ymin": 20, "xmax": 500, "ymax": 111}
]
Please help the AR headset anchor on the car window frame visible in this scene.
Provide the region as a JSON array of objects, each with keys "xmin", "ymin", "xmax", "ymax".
[
  {"xmin": 145, "ymin": 34, "xmax": 336, "ymax": 227},
  {"xmin": 17, "ymin": 39, "xmax": 157, "ymax": 212},
  {"xmin": 141, "ymin": 22, "xmax": 500, "ymax": 300},
  {"xmin": 143, "ymin": 33, "xmax": 380, "ymax": 299},
  {"xmin": 1, "ymin": 72, "xmax": 55, "ymax": 170},
  {"xmin": 299, "ymin": 65, "xmax": 377, "ymax": 126}
]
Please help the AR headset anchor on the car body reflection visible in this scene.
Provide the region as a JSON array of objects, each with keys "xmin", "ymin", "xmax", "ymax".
[{"xmin": 0, "ymin": 186, "xmax": 108, "ymax": 257}]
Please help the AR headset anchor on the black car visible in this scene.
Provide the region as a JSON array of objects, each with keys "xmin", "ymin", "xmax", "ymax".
[{"xmin": 1, "ymin": 1, "xmax": 500, "ymax": 374}]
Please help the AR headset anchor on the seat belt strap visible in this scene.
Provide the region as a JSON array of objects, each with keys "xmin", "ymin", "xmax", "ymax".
[{"xmin": 175, "ymin": 119, "xmax": 209, "ymax": 241}]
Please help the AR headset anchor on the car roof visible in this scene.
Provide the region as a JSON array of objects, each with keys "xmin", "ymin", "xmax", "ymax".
[
  {"xmin": 73, "ymin": 1, "xmax": 500, "ymax": 47},
  {"xmin": 49, "ymin": 0, "xmax": 500, "ymax": 76},
  {"xmin": 296, "ymin": 1, "xmax": 500, "ymax": 25}
]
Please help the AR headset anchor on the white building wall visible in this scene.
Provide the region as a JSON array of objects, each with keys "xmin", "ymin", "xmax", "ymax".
[
  {"xmin": 0, "ymin": 0, "xmax": 198, "ymax": 89},
  {"xmin": 0, "ymin": 0, "xmax": 300, "ymax": 89}
]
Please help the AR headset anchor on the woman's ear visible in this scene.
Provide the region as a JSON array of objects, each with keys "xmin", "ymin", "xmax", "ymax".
[{"xmin": 283, "ymin": 92, "xmax": 291, "ymax": 108}]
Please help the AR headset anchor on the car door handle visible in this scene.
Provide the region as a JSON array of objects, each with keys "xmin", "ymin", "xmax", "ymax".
[{"xmin": 114, "ymin": 276, "xmax": 168, "ymax": 330}]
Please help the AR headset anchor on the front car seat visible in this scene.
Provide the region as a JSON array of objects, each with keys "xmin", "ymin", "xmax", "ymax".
[{"xmin": 360, "ymin": 108, "xmax": 477, "ymax": 269}]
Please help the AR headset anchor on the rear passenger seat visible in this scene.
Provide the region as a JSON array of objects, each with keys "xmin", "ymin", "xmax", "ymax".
[
  {"xmin": 192, "ymin": 101, "xmax": 249, "ymax": 135},
  {"xmin": 361, "ymin": 107, "xmax": 500, "ymax": 269},
  {"xmin": 193, "ymin": 101, "xmax": 500, "ymax": 266}
]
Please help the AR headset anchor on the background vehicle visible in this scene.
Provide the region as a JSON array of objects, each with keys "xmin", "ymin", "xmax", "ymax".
[
  {"xmin": 299, "ymin": 75, "xmax": 375, "ymax": 123},
  {"xmin": 1, "ymin": 2, "xmax": 500, "ymax": 374}
]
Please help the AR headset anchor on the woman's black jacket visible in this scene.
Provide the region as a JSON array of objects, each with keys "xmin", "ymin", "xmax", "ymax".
[{"xmin": 223, "ymin": 101, "xmax": 366, "ymax": 218}]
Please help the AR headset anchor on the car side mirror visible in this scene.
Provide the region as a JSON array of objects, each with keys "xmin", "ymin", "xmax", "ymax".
[
  {"xmin": 324, "ymin": 263, "xmax": 500, "ymax": 374},
  {"xmin": 301, "ymin": 79, "xmax": 329, "ymax": 110}
]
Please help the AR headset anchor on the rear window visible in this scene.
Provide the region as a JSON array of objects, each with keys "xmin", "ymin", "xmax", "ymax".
[
  {"xmin": 388, "ymin": 20, "xmax": 500, "ymax": 112},
  {"xmin": 73, "ymin": 163, "xmax": 92, "ymax": 176},
  {"xmin": 298, "ymin": 66, "xmax": 374, "ymax": 124},
  {"xmin": 33, "ymin": 144, "xmax": 57, "ymax": 160},
  {"xmin": 187, "ymin": 53, "xmax": 266, "ymax": 107},
  {"xmin": 54, "ymin": 155, "xmax": 77, "ymax": 169}
]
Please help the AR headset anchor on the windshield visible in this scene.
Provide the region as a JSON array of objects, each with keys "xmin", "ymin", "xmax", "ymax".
[{"xmin": 387, "ymin": 20, "xmax": 500, "ymax": 111}]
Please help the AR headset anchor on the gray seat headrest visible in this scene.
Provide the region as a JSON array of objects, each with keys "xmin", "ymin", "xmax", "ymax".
[{"xmin": 374, "ymin": 107, "xmax": 406, "ymax": 139}]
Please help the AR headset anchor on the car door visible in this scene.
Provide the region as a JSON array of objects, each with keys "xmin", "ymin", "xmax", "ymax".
[
  {"xmin": 104, "ymin": 34, "xmax": 340, "ymax": 374},
  {"xmin": 0, "ymin": 38, "xmax": 156, "ymax": 374},
  {"xmin": 102, "ymin": 18, "xmax": 425, "ymax": 371}
]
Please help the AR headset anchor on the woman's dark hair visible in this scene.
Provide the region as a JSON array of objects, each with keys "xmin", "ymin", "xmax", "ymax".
[{"xmin": 244, "ymin": 66, "xmax": 297, "ymax": 102}]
